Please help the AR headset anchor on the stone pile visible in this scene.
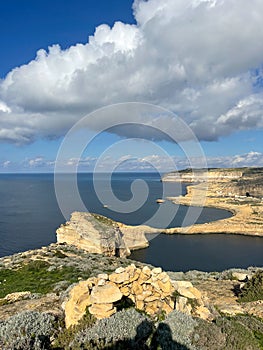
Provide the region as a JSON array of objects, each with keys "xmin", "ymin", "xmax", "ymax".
[
  {"xmin": 173, "ymin": 281, "xmax": 213, "ymax": 321},
  {"xmin": 63, "ymin": 264, "xmax": 175, "ymax": 328},
  {"xmin": 63, "ymin": 264, "xmax": 213, "ymax": 328}
]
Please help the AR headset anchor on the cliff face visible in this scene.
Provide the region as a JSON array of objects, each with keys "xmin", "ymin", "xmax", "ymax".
[
  {"xmin": 162, "ymin": 167, "xmax": 263, "ymax": 198},
  {"xmin": 56, "ymin": 212, "xmax": 149, "ymax": 257}
]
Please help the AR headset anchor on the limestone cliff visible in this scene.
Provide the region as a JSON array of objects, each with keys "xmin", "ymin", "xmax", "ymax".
[
  {"xmin": 162, "ymin": 167, "xmax": 263, "ymax": 198},
  {"xmin": 56, "ymin": 212, "xmax": 149, "ymax": 257},
  {"xmin": 161, "ymin": 167, "xmax": 263, "ymax": 236}
]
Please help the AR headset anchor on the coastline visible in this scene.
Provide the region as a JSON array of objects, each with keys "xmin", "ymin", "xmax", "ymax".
[{"xmin": 159, "ymin": 168, "xmax": 263, "ymax": 237}]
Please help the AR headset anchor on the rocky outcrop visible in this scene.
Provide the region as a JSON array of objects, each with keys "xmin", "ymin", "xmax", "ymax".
[
  {"xmin": 63, "ymin": 264, "xmax": 213, "ymax": 328},
  {"xmin": 162, "ymin": 167, "xmax": 263, "ymax": 198},
  {"xmin": 56, "ymin": 212, "xmax": 149, "ymax": 257}
]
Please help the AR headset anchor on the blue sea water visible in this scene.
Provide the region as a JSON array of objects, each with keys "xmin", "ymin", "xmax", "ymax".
[{"xmin": 0, "ymin": 172, "xmax": 262, "ymax": 271}]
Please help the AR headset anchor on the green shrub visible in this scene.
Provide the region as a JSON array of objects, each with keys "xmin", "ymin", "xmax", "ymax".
[
  {"xmin": 0, "ymin": 259, "xmax": 91, "ymax": 297},
  {"xmin": 238, "ymin": 271, "xmax": 263, "ymax": 302}
]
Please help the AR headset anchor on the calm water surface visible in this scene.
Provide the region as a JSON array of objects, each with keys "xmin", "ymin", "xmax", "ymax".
[
  {"xmin": 130, "ymin": 233, "xmax": 263, "ymax": 272},
  {"xmin": 0, "ymin": 173, "xmax": 262, "ymax": 271}
]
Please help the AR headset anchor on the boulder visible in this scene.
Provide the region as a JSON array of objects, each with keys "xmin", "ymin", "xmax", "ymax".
[
  {"xmin": 63, "ymin": 281, "xmax": 92, "ymax": 328},
  {"xmin": 90, "ymin": 283, "xmax": 123, "ymax": 304}
]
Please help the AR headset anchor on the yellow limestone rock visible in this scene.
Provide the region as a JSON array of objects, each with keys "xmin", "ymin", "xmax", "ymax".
[
  {"xmin": 90, "ymin": 282, "xmax": 123, "ymax": 304},
  {"xmin": 157, "ymin": 280, "xmax": 174, "ymax": 294},
  {"xmin": 177, "ymin": 286, "xmax": 202, "ymax": 299},
  {"xmin": 138, "ymin": 271, "xmax": 151, "ymax": 283},
  {"xmin": 4, "ymin": 291, "xmax": 31, "ymax": 303},
  {"xmin": 195, "ymin": 305, "xmax": 214, "ymax": 321},
  {"xmin": 135, "ymin": 300, "xmax": 144, "ymax": 310},
  {"xmin": 162, "ymin": 300, "xmax": 174, "ymax": 314},
  {"xmin": 145, "ymin": 301, "xmax": 159, "ymax": 315},
  {"xmin": 142, "ymin": 266, "xmax": 152, "ymax": 276},
  {"xmin": 129, "ymin": 269, "xmax": 141, "ymax": 282},
  {"xmin": 64, "ymin": 281, "xmax": 92, "ymax": 328},
  {"xmin": 173, "ymin": 281, "xmax": 193, "ymax": 289},
  {"xmin": 176, "ymin": 296, "xmax": 192, "ymax": 315},
  {"xmin": 120, "ymin": 285, "xmax": 130, "ymax": 296},
  {"xmin": 109, "ymin": 272, "xmax": 130, "ymax": 284},
  {"xmin": 88, "ymin": 303, "xmax": 116, "ymax": 319},
  {"xmin": 131, "ymin": 281, "xmax": 143, "ymax": 295}
]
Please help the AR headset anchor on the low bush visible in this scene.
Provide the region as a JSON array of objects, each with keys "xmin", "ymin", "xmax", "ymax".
[{"xmin": 238, "ymin": 271, "xmax": 263, "ymax": 302}]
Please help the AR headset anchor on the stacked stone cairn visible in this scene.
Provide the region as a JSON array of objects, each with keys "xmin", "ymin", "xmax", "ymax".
[{"xmin": 63, "ymin": 264, "xmax": 212, "ymax": 328}]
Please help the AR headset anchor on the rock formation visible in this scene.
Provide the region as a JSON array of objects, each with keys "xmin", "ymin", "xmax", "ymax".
[
  {"xmin": 162, "ymin": 167, "xmax": 263, "ymax": 198},
  {"xmin": 63, "ymin": 264, "xmax": 212, "ymax": 328},
  {"xmin": 162, "ymin": 167, "xmax": 263, "ymax": 236},
  {"xmin": 56, "ymin": 212, "xmax": 149, "ymax": 257}
]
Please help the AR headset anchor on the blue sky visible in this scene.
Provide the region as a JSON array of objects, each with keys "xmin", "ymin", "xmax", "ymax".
[{"xmin": 0, "ymin": 0, "xmax": 262, "ymax": 172}]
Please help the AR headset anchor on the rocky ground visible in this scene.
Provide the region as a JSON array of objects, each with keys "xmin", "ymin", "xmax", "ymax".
[{"xmin": 0, "ymin": 243, "xmax": 262, "ymax": 349}]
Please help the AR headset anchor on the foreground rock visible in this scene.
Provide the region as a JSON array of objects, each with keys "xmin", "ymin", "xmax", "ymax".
[
  {"xmin": 63, "ymin": 264, "xmax": 215, "ymax": 328},
  {"xmin": 56, "ymin": 212, "xmax": 149, "ymax": 257},
  {"xmin": 0, "ymin": 244, "xmax": 262, "ymax": 349}
]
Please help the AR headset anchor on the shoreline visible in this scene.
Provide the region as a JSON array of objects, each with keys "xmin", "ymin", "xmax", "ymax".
[{"xmin": 159, "ymin": 180, "xmax": 263, "ymax": 237}]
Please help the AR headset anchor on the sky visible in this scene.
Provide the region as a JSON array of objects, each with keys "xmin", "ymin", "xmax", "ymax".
[{"xmin": 0, "ymin": 0, "xmax": 263, "ymax": 172}]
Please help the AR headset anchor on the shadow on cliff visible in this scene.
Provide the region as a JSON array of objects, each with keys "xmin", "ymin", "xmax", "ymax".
[{"xmin": 103, "ymin": 320, "xmax": 191, "ymax": 350}]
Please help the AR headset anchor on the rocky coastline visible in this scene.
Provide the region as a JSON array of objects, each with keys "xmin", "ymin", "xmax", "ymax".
[
  {"xmin": 0, "ymin": 243, "xmax": 262, "ymax": 349},
  {"xmin": 162, "ymin": 167, "xmax": 263, "ymax": 236},
  {"xmin": 0, "ymin": 167, "xmax": 263, "ymax": 349}
]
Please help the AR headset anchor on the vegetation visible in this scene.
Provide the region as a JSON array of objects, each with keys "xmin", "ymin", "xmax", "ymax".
[
  {"xmin": 238, "ymin": 271, "xmax": 263, "ymax": 302},
  {"xmin": 0, "ymin": 259, "xmax": 91, "ymax": 297},
  {"xmin": 0, "ymin": 311, "xmax": 57, "ymax": 350},
  {"xmin": 91, "ymin": 213, "xmax": 115, "ymax": 227},
  {"xmin": 53, "ymin": 310, "xmax": 96, "ymax": 350}
]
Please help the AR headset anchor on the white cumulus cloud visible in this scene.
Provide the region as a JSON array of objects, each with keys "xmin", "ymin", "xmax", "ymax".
[{"xmin": 0, "ymin": 0, "xmax": 263, "ymax": 144}]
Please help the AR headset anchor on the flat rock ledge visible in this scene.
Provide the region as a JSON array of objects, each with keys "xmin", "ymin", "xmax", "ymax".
[
  {"xmin": 63, "ymin": 264, "xmax": 212, "ymax": 328},
  {"xmin": 56, "ymin": 212, "xmax": 149, "ymax": 257}
]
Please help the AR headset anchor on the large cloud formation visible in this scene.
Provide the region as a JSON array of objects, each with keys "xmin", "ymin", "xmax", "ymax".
[{"xmin": 1, "ymin": 0, "xmax": 263, "ymax": 144}]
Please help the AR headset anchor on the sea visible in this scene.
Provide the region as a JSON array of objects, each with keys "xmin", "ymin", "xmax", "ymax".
[{"xmin": 0, "ymin": 172, "xmax": 262, "ymax": 272}]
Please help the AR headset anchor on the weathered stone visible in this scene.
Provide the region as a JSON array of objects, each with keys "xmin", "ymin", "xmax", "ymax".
[
  {"xmin": 98, "ymin": 273, "xmax": 108, "ymax": 280},
  {"xmin": 138, "ymin": 271, "xmax": 150, "ymax": 283},
  {"xmin": 177, "ymin": 286, "xmax": 201, "ymax": 299},
  {"xmin": 98, "ymin": 279, "xmax": 106, "ymax": 286},
  {"xmin": 88, "ymin": 303, "xmax": 116, "ymax": 319},
  {"xmin": 144, "ymin": 295, "xmax": 160, "ymax": 302},
  {"xmin": 173, "ymin": 280, "xmax": 193, "ymax": 289},
  {"xmin": 131, "ymin": 281, "xmax": 143, "ymax": 295},
  {"xmin": 188, "ymin": 287, "xmax": 202, "ymax": 299},
  {"xmin": 195, "ymin": 305, "xmax": 213, "ymax": 321},
  {"xmin": 4, "ymin": 291, "xmax": 31, "ymax": 303},
  {"xmin": 145, "ymin": 301, "xmax": 159, "ymax": 315},
  {"xmin": 90, "ymin": 283, "xmax": 122, "ymax": 304},
  {"xmin": 157, "ymin": 272, "xmax": 169, "ymax": 280},
  {"xmin": 157, "ymin": 280, "xmax": 174, "ymax": 294},
  {"xmin": 219, "ymin": 304, "xmax": 245, "ymax": 316},
  {"xmin": 176, "ymin": 296, "xmax": 192, "ymax": 315},
  {"xmin": 135, "ymin": 300, "xmax": 144, "ymax": 310},
  {"xmin": 129, "ymin": 269, "xmax": 141, "ymax": 282},
  {"xmin": 87, "ymin": 277, "xmax": 98, "ymax": 287},
  {"xmin": 109, "ymin": 272, "xmax": 130, "ymax": 284},
  {"xmin": 162, "ymin": 301, "xmax": 174, "ymax": 314},
  {"xmin": 136, "ymin": 290, "xmax": 152, "ymax": 301},
  {"xmin": 142, "ymin": 266, "xmax": 152, "ymax": 276},
  {"xmin": 64, "ymin": 281, "xmax": 92, "ymax": 328},
  {"xmin": 152, "ymin": 267, "xmax": 162, "ymax": 274},
  {"xmin": 120, "ymin": 285, "xmax": 130, "ymax": 296}
]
